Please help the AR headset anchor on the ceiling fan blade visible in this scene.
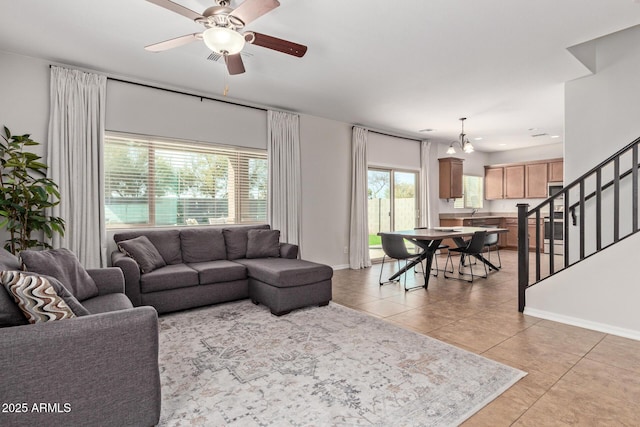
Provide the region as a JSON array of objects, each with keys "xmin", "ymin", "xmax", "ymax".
[
  {"xmin": 230, "ymin": 0, "xmax": 280, "ymax": 25},
  {"xmin": 145, "ymin": 33, "xmax": 201, "ymax": 52},
  {"xmin": 146, "ymin": 0, "xmax": 204, "ymax": 21},
  {"xmin": 247, "ymin": 32, "xmax": 307, "ymax": 57},
  {"xmin": 224, "ymin": 53, "xmax": 246, "ymax": 75}
]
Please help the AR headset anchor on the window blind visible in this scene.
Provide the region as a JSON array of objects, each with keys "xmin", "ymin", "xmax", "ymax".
[{"xmin": 104, "ymin": 133, "xmax": 267, "ymax": 228}]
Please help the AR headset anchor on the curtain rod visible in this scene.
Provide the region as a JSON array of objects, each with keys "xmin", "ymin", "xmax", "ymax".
[
  {"xmin": 107, "ymin": 77, "xmax": 267, "ymax": 112},
  {"xmin": 356, "ymin": 126, "xmax": 423, "ymax": 143},
  {"xmin": 48, "ymin": 64, "xmax": 267, "ymax": 112}
]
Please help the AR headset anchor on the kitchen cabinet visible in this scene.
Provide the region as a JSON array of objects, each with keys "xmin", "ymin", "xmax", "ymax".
[
  {"xmin": 484, "ymin": 167, "xmax": 504, "ymax": 200},
  {"xmin": 548, "ymin": 160, "xmax": 564, "ymax": 182},
  {"xmin": 503, "ymin": 217, "xmax": 543, "ymax": 250},
  {"xmin": 439, "ymin": 157, "xmax": 464, "ymax": 199},
  {"xmin": 525, "ymin": 162, "xmax": 548, "ymax": 198},
  {"xmin": 504, "ymin": 165, "xmax": 525, "ymax": 198},
  {"xmin": 484, "ymin": 158, "xmax": 564, "ymax": 200}
]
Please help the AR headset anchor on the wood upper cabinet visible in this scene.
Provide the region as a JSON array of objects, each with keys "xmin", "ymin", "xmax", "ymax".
[
  {"xmin": 504, "ymin": 165, "xmax": 525, "ymax": 198},
  {"xmin": 439, "ymin": 157, "xmax": 464, "ymax": 199},
  {"xmin": 548, "ymin": 160, "xmax": 564, "ymax": 182},
  {"xmin": 484, "ymin": 158, "xmax": 563, "ymax": 200},
  {"xmin": 525, "ymin": 162, "xmax": 548, "ymax": 198},
  {"xmin": 484, "ymin": 167, "xmax": 504, "ymax": 200}
]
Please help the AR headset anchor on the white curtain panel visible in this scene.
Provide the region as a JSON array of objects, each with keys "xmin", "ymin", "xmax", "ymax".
[
  {"xmin": 349, "ymin": 127, "xmax": 371, "ymax": 269},
  {"xmin": 419, "ymin": 140, "xmax": 438, "ymax": 228},
  {"xmin": 267, "ymin": 110, "xmax": 302, "ymax": 252},
  {"xmin": 47, "ymin": 66, "xmax": 107, "ymax": 268}
]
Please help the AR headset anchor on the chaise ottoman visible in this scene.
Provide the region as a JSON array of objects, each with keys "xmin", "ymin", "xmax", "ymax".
[{"xmin": 234, "ymin": 258, "xmax": 333, "ymax": 316}]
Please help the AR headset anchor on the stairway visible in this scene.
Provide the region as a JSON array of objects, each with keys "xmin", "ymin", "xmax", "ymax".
[{"xmin": 517, "ymin": 136, "xmax": 640, "ymax": 312}]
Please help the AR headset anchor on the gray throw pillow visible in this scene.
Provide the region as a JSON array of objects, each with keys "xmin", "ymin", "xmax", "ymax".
[
  {"xmin": 246, "ymin": 229, "xmax": 281, "ymax": 259},
  {"xmin": 118, "ymin": 236, "xmax": 166, "ymax": 273},
  {"xmin": 20, "ymin": 248, "xmax": 99, "ymax": 302}
]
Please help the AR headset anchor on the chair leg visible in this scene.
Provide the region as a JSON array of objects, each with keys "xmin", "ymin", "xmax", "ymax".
[
  {"xmin": 443, "ymin": 252, "xmax": 454, "ymax": 279},
  {"xmin": 431, "ymin": 252, "xmax": 439, "ymax": 277},
  {"xmin": 379, "ymin": 255, "xmax": 399, "ymax": 286}
]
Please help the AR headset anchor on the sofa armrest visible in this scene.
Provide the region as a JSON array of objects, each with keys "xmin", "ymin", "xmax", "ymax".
[
  {"xmin": 111, "ymin": 251, "xmax": 142, "ymax": 306},
  {"xmin": 87, "ymin": 267, "xmax": 125, "ymax": 296},
  {"xmin": 0, "ymin": 306, "xmax": 160, "ymax": 427},
  {"xmin": 280, "ymin": 243, "xmax": 299, "ymax": 259}
]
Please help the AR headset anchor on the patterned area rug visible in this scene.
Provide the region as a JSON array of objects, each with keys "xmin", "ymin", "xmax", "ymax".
[{"xmin": 158, "ymin": 301, "xmax": 525, "ymax": 426}]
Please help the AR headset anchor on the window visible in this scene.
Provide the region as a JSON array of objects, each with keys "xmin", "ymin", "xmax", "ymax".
[
  {"xmin": 104, "ymin": 133, "xmax": 267, "ymax": 228},
  {"xmin": 454, "ymin": 175, "xmax": 484, "ymax": 209}
]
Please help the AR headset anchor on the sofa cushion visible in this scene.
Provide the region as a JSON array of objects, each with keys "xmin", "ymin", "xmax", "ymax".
[
  {"xmin": 234, "ymin": 258, "xmax": 333, "ymax": 288},
  {"xmin": 118, "ymin": 236, "xmax": 166, "ymax": 273},
  {"xmin": 223, "ymin": 224, "xmax": 270, "ymax": 260},
  {"xmin": 1, "ymin": 271, "xmax": 80, "ymax": 323},
  {"xmin": 20, "ymin": 248, "xmax": 99, "ymax": 301},
  {"xmin": 246, "ymin": 229, "xmax": 280, "ymax": 259},
  {"xmin": 140, "ymin": 264, "xmax": 199, "ymax": 293},
  {"xmin": 188, "ymin": 260, "xmax": 247, "ymax": 284},
  {"xmin": 114, "ymin": 229, "xmax": 183, "ymax": 265},
  {"xmin": 180, "ymin": 228, "xmax": 227, "ymax": 263},
  {"xmin": 81, "ymin": 293, "xmax": 134, "ymax": 314},
  {"xmin": 0, "ymin": 248, "xmax": 21, "ymax": 270}
]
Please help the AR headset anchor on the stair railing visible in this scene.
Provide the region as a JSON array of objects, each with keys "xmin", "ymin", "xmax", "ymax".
[{"xmin": 518, "ymin": 136, "xmax": 640, "ymax": 312}]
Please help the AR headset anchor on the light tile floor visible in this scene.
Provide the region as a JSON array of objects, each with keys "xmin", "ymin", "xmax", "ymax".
[{"xmin": 331, "ymin": 250, "xmax": 640, "ymax": 426}]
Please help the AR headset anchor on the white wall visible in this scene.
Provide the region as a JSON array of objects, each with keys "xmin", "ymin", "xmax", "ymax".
[
  {"xmin": 299, "ymin": 115, "xmax": 352, "ymax": 268},
  {"xmin": 0, "ymin": 52, "xmax": 50, "ymax": 158},
  {"xmin": 525, "ymin": 24, "xmax": 640, "ymax": 339},
  {"xmin": 106, "ymin": 80, "xmax": 267, "ymax": 149},
  {"xmin": 0, "ymin": 52, "xmax": 52, "ymax": 246},
  {"xmin": 0, "ymin": 50, "xmax": 355, "ymax": 268}
]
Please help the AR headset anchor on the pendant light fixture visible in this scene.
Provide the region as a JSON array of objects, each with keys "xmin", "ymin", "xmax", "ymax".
[{"xmin": 446, "ymin": 117, "xmax": 475, "ymax": 154}]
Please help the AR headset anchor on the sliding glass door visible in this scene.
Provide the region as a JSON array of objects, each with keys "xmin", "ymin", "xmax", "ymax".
[{"xmin": 368, "ymin": 168, "xmax": 418, "ymax": 261}]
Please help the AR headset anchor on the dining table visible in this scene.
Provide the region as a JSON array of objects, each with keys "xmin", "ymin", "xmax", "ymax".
[{"xmin": 378, "ymin": 226, "xmax": 508, "ymax": 289}]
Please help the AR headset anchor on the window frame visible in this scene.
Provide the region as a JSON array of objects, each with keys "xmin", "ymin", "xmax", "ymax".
[
  {"xmin": 104, "ymin": 132, "xmax": 268, "ymax": 229},
  {"xmin": 454, "ymin": 175, "xmax": 484, "ymax": 209}
]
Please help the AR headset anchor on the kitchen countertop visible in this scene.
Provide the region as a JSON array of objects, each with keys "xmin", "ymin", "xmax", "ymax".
[{"xmin": 439, "ymin": 212, "xmax": 517, "ymax": 220}]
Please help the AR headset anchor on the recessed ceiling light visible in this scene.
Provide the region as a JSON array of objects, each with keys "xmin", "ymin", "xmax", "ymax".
[
  {"xmin": 550, "ymin": 135, "xmax": 560, "ymax": 139},
  {"xmin": 499, "ymin": 143, "xmax": 507, "ymax": 146},
  {"xmin": 474, "ymin": 137, "xmax": 483, "ymax": 141},
  {"xmin": 418, "ymin": 128, "xmax": 435, "ymax": 133},
  {"xmin": 528, "ymin": 128, "xmax": 538, "ymax": 131}
]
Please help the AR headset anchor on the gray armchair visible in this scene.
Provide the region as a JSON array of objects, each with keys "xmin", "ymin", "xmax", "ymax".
[{"xmin": 0, "ymin": 251, "xmax": 161, "ymax": 427}]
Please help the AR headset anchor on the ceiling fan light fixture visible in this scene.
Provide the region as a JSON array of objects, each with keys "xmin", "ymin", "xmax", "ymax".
[{"xmin": 202, "ymin": 27, "xmax": 245, "ymax": 55}]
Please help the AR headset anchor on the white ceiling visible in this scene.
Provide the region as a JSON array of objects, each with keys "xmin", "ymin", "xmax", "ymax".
[{"xmin": 1, "ymin": 0, "xmax": 640, "ymax": 151}]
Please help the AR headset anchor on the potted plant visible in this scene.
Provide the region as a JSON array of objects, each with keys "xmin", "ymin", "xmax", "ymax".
[{"xmin": 0, "ymin": 126, "xmax": 65, "ymax": 254}]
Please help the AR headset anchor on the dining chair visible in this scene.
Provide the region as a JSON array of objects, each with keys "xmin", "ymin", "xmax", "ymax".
[
  {"xmin": 378, "ymin": 233, "xmax": 425, "ymax": 291},
  {"xmin": 466, "ymin": 225, "xmax": 502, "ymax": 269},
  {"xmin": 481, "ymin": 225, "xmax": 502, "ymax": 268},
  {"xmin": 444, "ymin": 230, "xmax": 488, "ymax": 283}
]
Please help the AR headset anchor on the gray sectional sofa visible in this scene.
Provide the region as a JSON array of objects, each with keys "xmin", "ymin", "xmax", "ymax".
[
  {"xmin": 112, "ymin": 224, "xmax": 333, "ymax": 316},
  {"xmin": 0, "ymin": 248, "xmax": 161, "ymax": 427}
]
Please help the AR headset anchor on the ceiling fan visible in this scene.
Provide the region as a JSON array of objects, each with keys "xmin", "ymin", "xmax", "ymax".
[{"xmin": 144, "ymin": 0, "xmax": 307, "ymax": 75}]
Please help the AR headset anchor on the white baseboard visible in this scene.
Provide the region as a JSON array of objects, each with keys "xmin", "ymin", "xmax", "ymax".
[
  {"xmin": 524, "ymin": 307, "xmax": 640, "ymax": 341},
  {"xmin": 331, "ymin": 264, "xmax": 351, "ymax": 271}
]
